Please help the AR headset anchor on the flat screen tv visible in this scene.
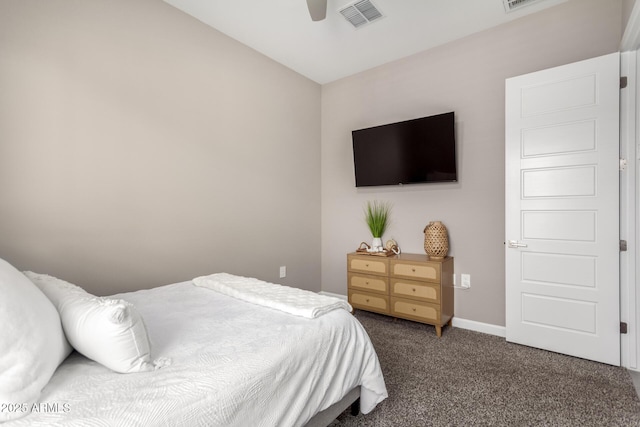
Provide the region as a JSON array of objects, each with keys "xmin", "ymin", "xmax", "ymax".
[{"xmin": 352, "ymin": 112, "xmax": 457, "ymax": 187}]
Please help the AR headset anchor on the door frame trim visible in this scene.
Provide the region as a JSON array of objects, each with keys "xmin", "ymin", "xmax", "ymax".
[{"xmin": 620, "ymin": 50, "xmax": 639, "ymax": 370}]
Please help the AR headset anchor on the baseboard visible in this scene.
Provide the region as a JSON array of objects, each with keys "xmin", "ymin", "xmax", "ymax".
[
  {"xmin": 452, "ymin": 317, "xmax": 506, "ymax": 338},
  {"xmin": 320, "ymin": 291, "xmax": 506, "ymax": 338},
  {"xmin": 319, "ymin": 291, "xmax": 349, "ymax": 301}
]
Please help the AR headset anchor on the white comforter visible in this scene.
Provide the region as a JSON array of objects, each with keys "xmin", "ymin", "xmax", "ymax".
[{"xmin": 5, "ymin": 280, "xmax": 387, "ymax": 426}]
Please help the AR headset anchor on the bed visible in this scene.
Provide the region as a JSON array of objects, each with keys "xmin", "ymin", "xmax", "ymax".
[{"xmin": 0, "ymin": 260, "xmax": 387, "ymax": 426}]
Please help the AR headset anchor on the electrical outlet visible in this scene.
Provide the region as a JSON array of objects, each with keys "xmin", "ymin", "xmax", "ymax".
[
  {"xmin": 461, "ymin": 274, "xmax": 471, "ymax": 289},
  {"xmin": 453, "ymin": 274, "xmax": 456, "ymax": 286},
  {"xmin": 279, "ymin": 266, "xmax": 286, "ymax": 278}
]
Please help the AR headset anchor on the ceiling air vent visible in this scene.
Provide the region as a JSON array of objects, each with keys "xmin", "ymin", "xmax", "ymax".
[
  {"xmin": 503, "ymin": 0, "xmax": 546, "ymax": 13},
  {"xmin": 339, "ymin": 0, "xmax": 383, "ymax": 29}
]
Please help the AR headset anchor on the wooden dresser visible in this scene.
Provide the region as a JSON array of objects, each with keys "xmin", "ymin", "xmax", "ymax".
[{"xmin": 347, "ymin": 252, "xmax": 454, "ymax": 337}]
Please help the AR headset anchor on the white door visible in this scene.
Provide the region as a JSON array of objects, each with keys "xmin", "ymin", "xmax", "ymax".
[{"xmin": 505, "ymin": 53, "xmax": 620, "ymax": 366}]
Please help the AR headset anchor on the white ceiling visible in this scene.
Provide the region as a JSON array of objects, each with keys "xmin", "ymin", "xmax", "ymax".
[{"xmin": 163, "ymin": 0, "xmax": 569, "ymax": 84}]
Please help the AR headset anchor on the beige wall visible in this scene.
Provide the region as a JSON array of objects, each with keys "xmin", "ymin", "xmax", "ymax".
[
  {"xmin": 320, "ymin": 0, "xmax": 623, "ymax": 326},
  {"xmin": 0, "ymin": 0, "xmax": 321, "ymax": 295}
]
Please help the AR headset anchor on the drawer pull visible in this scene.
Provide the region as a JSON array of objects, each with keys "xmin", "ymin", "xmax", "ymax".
[
  {"xmin": 366, "ymin": 299, "xmax": 370, "ymax": 303},
  {"xmin": 412, "ymin": 268, "xmax": 416, "ymax": 272},
  {"xmin": 365, "ymin": 263, "xmax": 369, "ymax": 267},
  {"xmin": 412, "ymin": 308, "xmax": 416, "ymax": 312},
  {"xmin": 365, "ymin": 281, "xmax": 369, "ymax": 285},
  {"xmin": 412, "ymin": 288, "xmax": 416, "ymax": 292}
]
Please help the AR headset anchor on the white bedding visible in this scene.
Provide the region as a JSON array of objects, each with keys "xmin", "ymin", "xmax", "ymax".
[{"xmin": 4, "ymin": 280, "xmax": 387, "ymax": 426}]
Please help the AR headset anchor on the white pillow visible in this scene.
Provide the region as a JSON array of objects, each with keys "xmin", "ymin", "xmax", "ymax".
[
  {"xmin": 24, "ymin": 272, "xmax": 158, "ymax": 374},
  {"xmin": 0, "ymin": 259, "xmax": 71, "ymax": 422}
]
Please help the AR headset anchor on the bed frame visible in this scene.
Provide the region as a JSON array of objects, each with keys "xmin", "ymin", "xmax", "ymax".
[{"xmin": 304, "ymin": 386, "xmax": 360, "ymax": 427}]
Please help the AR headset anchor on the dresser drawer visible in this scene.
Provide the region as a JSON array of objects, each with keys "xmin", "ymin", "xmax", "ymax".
[
  {"xmin": 391, "ymin": 260, "xmax": 440, "ymax": 283},
  {"xmin": 391, "ymin": 297, "xmax": 440, "ymax": 324},
  {"xmin": 348, "ymin": 273, "xmax": 389, "ymax": 294},
  {"xmin": 390, "ymin": 278, "xmax": 440, "ymax": 303},
  {"xmin": 349, "ymin": 291, "xmax": 390, "ymax": 314},
  {"xmin": 348, "ymin": 255, "xmax": 389, "ymax": 276}
]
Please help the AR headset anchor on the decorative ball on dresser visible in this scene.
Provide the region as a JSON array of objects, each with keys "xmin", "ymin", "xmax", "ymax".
[{"xmin": 423, "ymin": 221, "xmax": 449, "ymax": 259}]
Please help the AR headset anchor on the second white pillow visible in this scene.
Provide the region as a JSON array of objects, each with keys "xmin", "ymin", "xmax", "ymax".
[{"xmin": 24, "ymin": 272, "xmax": 156, "ymax": 374}]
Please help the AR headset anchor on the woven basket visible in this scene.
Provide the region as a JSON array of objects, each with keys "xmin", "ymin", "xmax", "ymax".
[{"xmin": 423, "ymin": 221, "xmax": 449, "ymax": 259}]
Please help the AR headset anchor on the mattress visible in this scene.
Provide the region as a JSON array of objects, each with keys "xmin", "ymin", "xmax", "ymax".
[{"xmin": 4, "ymin": 280, "xmax": 387, "ymax": 426}]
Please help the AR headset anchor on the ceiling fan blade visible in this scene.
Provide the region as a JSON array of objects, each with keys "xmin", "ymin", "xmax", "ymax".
[{"xmin": 306, "ymin": 0, "xmax": 327, "ymax": 21}]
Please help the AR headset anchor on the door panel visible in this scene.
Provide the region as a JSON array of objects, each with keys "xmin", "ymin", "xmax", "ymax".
[
  {"xmin": 520, "ymin": 73, "xmax": 597, "ymax": 116},
  {"xmin": 521, "ymin": 210, "xmax": 596, "ymax": 241},
  {"xmin": 522, "ymin": 166, "xmax": 596, "ymax": 198},
  {"xmin": 521, "ymin": 252, "xmax": 596, "ymax": 288},
  {"xmin": 521, "ymin": 294, "xmax": 596, "ymax": 333},
  {"xmin": 522, "ymin": 120, "xmax": 596, "ymax": 156},
  {"xmin": 505, "ymin": 52, "xmax": 620, "ymax": 365}
]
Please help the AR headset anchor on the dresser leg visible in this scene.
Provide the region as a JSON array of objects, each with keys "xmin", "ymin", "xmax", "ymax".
[{"xmin": 436, "ymin": 325, "xmax": 442, "ymax": 337}]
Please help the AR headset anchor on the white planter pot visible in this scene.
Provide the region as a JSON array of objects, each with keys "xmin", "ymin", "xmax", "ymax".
[{"xmin": 371, "ymin": 237, "xmax": 383, "ymax": 251}]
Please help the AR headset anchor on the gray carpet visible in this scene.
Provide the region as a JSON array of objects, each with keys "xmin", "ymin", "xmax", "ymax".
[{"xmin": 330, "ymin": 311, "xmax": 640, "ymax": 427}]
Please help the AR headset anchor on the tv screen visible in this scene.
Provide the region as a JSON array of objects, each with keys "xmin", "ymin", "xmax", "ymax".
[{"xmin": 352, "ymin": 112, "xmax": 457, "ymax": 187}]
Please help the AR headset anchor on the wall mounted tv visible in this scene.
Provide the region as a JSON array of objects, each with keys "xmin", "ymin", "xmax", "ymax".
[{"xmin": 352, "ymin": 111, "xmax": 457, "ymax": 187}]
